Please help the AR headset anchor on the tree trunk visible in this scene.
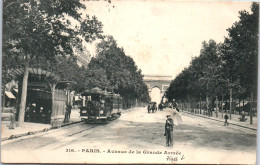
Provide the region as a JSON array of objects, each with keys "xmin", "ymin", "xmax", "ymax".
[
  {"xmin": 225, "ymin": 98, "xmax": 228, "ymax": 111},
  {"xmin": 238, "ymin": 98, "xmax": 241, "ymax": 115},
  {"xmin": 221, "ymin": 94, "xmax": 224, "ymax": 119},
  {"xmin": 216, "ymin": 96, "xmax": 218, "ymax": 118},
  {"xmin": 206, "ymin": 94, "xmax": 209, "ymax": 116},
  {"xmin": 17, "ymin": 63, "xmax": 29, "ymax": 126},
  {"xmin": 2, "ymin": 86, "xmax": 5, "ymax": 112},
  {"xmin": 51, "ymin": 84, "xmax": 56, "ymax": 127},
  {"xmin": 242, "ymin": 97, "xmax": 245, "ymax": 112},
  {"xmin": 250, "ymin": 89, "xmax": 253, "ymax": 125},
  {"xmin": 16, "ymin": 82, "xmax": 22, "ymax": 120},
  {"xmin": 199, "ymin": 94, "xmax": 201, "ymax": 114},
  {"xmin": 229, "ymin": 88, "xmax": 232, "ymax": 120}
]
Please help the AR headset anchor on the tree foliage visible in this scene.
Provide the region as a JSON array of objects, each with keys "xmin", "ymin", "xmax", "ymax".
[
  {"xmin": 2, "ymin": 0, "xmax": 103, "ymax": 124},
  {"xmin": 166, "ymin": 2, "xmax": 259, "ymax": 107},
  {"xmin": 85, "ymin": 36, "xmax": 150, "ymax": 108},
  {"xmin": 221, "ymin": 2, "xmax": 259, "ymax": 98},
  {"xmin": 2, "ymin": 0, "xmax": 103, "ymax": 80}
]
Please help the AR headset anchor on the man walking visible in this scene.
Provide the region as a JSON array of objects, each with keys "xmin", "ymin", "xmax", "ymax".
[
  {"xmin": 67, "ymin": 104, "xmax": 72, "ymax": 121},
  {"xmin": 172, "ymin": 99, "xmax": 179, "ymax": 112},
  {"xmin": 164, "ymin": 115, "xmax": 174, "ymax": 147},
  {"xmin": 159, "ymin": 103, "xmax": 163, "ymax": 111},
  {"xmin": 64, "ymin": 105, "xmax": 69, "ymax": 123},
  {"xmin": 224, "ymin": 113, "xmax": 229, "ymax": 126}
]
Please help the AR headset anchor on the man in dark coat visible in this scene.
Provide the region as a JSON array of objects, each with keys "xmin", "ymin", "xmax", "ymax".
[
  {"xmin": 159, "ymin": 103, "xmax": 163, "ymax": 111},
  {"xmin": 172, "ymin": 99, "xmax": 179, "ymax": 112},
  {"xmin": 67, "ymin": 104, "xmax": 72, "ymax": 120},
  {"xmin": 224, "ymin": 113, "xmax": 229, "ymax": 126},
  {"xmin": 64, "ymin": 105, "xmax": 69, "ymax": 123},
  {"xmin": 30, "ymin": 103, "xmax": 37, "ymax": 122},
  {"xmin": 148, "ymin": 103, "xmax": 151, "ymax": 113},
  {"xmin": 164, "ymin": 115, "xmax": 174, "ymax": 147}
]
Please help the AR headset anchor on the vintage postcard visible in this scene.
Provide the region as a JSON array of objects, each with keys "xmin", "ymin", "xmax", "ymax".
[{"xmin": 1, "ymin": 0, "xmax": 258, "ymax": 164}]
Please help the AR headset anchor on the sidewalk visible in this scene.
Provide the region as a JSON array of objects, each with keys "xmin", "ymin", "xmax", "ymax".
[
  {"xmin": 1, "ymin": 109, "xmax": 81, "ymax": 141},
  {"xmin": 182, "ymin": 109, "xmax": 257, "ymax": 130}
]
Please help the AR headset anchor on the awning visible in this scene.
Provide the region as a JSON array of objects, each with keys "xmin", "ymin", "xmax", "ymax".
[
  {"xmin": 9, "ymin": 68, "xmax": 60, "ymax": 83},
  {"xmin": 5, "ymin": 91, "xmax": 16, "ymax": 99},
  {"xmin": 13, "ymin": 88, "xmax": 18, "ymax": 93}
]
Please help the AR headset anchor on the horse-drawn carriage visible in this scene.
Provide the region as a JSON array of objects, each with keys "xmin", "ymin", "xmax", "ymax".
[{"xmin": 148, "ymin": 102, "xmax": 157, "ymax": 113}]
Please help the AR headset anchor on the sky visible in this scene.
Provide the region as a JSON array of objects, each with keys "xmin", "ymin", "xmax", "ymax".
[{"xmin": 82, "ymin": 0, "xmax": 252, "ymax": 79}]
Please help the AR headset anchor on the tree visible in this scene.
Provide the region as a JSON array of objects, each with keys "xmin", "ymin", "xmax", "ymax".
[
  {"xmin": 86, "ymin": 36, "xmax": 150, "ymax": 108},
  {"xmin": 221, "ymin": 2, "xmax": 258, "ymax": 98},
  {"xmin": 166, "ymin": 40, "xmax": 222, "ymax": 111},
  {"xmin": 167, "ymin": 3, "xmax": 258, "ymax": 119},
  {"xmin": 3, "ymin": 0, "xmax": 103, "ymax": 125},
  {"xmin": 220, "ymin": 2, "xmax": 259, "ymax": 123}
]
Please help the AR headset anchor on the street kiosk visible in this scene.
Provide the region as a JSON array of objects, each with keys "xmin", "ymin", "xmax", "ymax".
[{"xmin": 9, "ymin": 68, "xmax": 73, "ymax": 127}]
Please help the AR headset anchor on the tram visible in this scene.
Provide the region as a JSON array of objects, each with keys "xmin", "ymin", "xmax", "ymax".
[{"xmin": 80, "ymin": 87, "xmax": 123, "ymax": 123}]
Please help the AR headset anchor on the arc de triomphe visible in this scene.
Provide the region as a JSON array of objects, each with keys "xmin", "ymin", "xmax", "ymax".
[{"xmin": 143, "ymin": 75, "xmax": 172, "ymax": 103}]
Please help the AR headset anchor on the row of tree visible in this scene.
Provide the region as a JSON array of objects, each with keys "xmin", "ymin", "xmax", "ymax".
[
  {"xmin": 166, "ymin": 3, "xmax": 258, "ymax": 123},
  {"xmin": 84, "ymin": 36, "xmax": 150, "ymax": 108},
  {"xmin": 2, "ymin": 0, "xmax": 149, "ymax": 125}
]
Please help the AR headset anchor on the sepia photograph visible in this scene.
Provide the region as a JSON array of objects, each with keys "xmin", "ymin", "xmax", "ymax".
[{"xmin": 1, "ymin": 0, "xmax": 259, "ymax": 164}]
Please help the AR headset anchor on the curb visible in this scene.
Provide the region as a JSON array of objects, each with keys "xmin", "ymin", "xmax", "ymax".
[
  {"xmin": 182, "ymin": 111, "xmax": 257, "ymax": 131},
  {"xmin": 1, "ymin": 120, "xmax": 82, "ymax": 142}
]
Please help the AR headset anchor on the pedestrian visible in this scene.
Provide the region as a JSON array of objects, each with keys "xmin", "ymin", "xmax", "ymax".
[
  {"xmin": 147, "ymin": 103, "xmax": 151, "ymax": 113},
  {"xmin": 64, "ymin": 105, "xmax": 69, "ymax": 123},
  {"xmin": 30, "ymin": 103, "xmax": 37, "ymax": 122},
  {"xmin": 67, "ymin": 104, "xmax": 72, "ymax": 120},
  {"xmin": 241, "ymin": 111, "xmax": 246, "ymax": 120},
  {"xmin": 25, "ymin": 104, "xmax": 30, "ymax": 122},
  {"xmin": 153, "ymin": 103, "xmax": 157, "ymax": 113},
  {"xmin": 172, "ymin": 99, "xmax": 179, "ymax": 112},
  {"xmin": 159, "ymin": 103, "xmax": 163, "ymax": 111},
  {"xmin": 39, "ymin": 107, "xmax": 46, "ymax": 123},
  {"xmin": 224, "ymin": 113, "xmax": 229, "ymax": 126},
  {"xmin": 164, "ymin": 115, "xmax": 174, "ymax": 147},
  {"xmin": 152, "ymin": 103, "xmax": 156, "ymax": 113},
  {"xmin": 9, "ymin": 106, "xmax": 16, "ymax": 129}
]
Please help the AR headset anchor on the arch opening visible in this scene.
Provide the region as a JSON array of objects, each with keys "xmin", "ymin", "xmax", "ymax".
[{"xmin": 150, "ymin": 87, "xmax": 161, "ymax": 104}]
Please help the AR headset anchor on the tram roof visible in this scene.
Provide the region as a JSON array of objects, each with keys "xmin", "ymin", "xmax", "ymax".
[{"xmin": 82, "ymin": 87, "xmax": 120, "ymax": 97}]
